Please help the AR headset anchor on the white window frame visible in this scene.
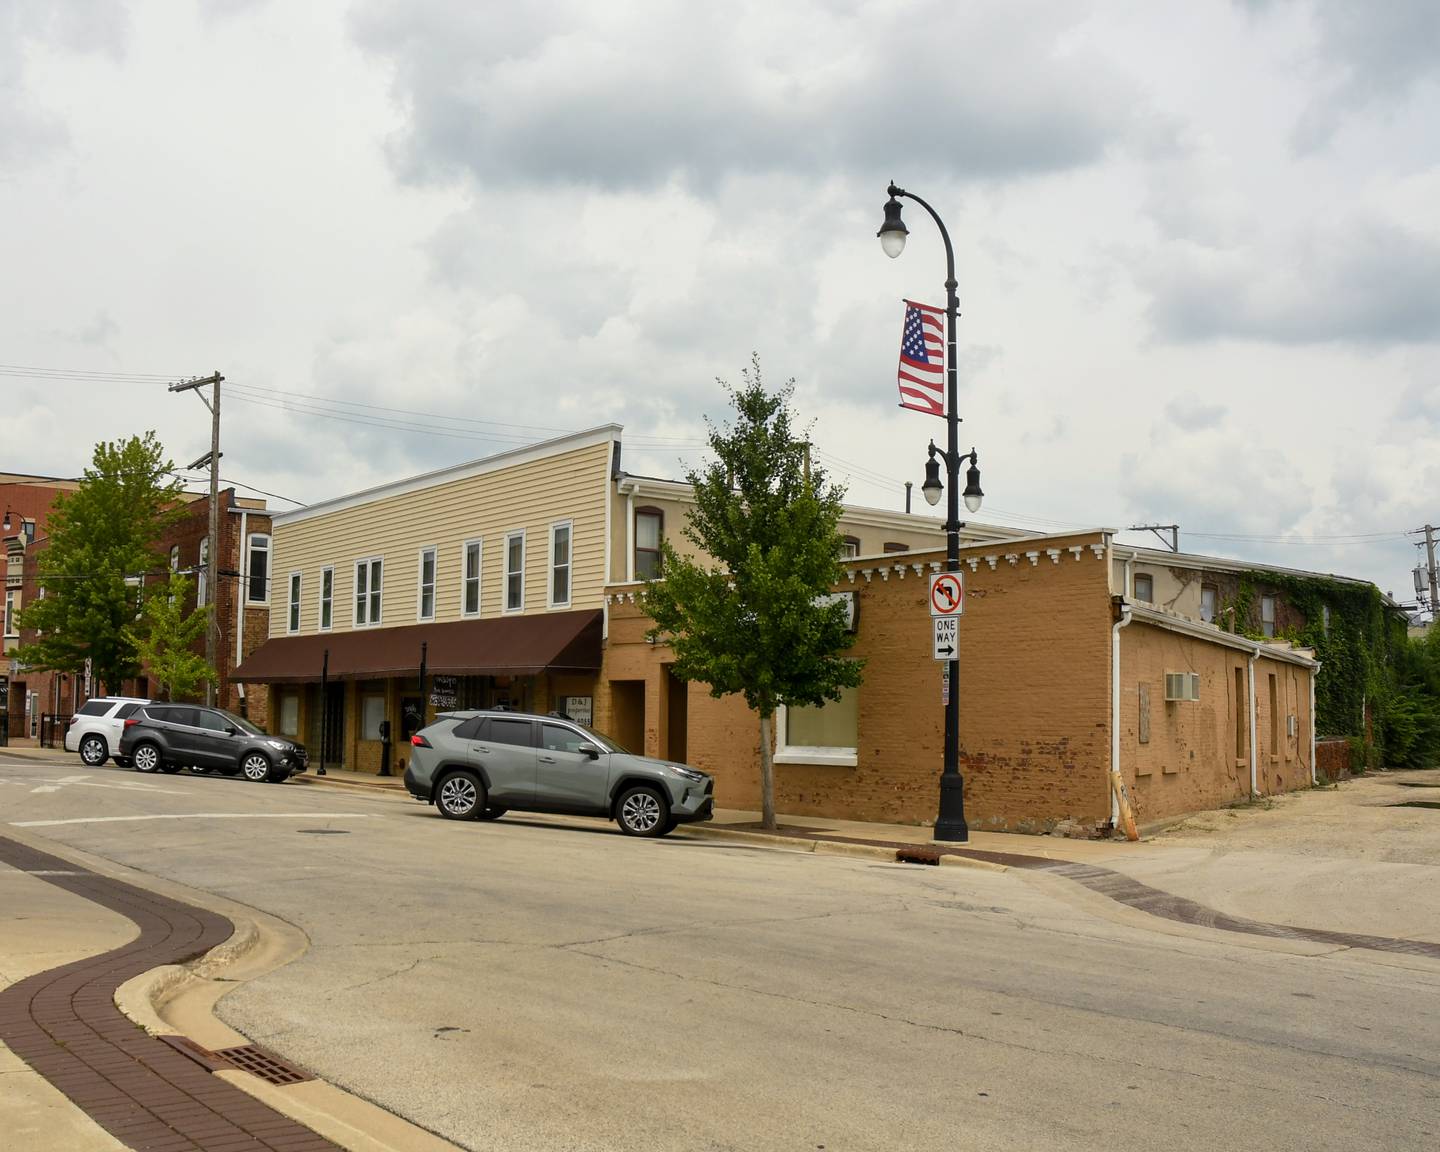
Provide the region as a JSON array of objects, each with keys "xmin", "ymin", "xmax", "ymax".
[
  {"xmin": 319, "ymin": 565, "xmax": 334, "ymax": 632},
  {"xmin": 1261, "ymin": 594, "xmax": 1277, "ymax": 638},
  {"xmin": 417, "ymin": 545, "xmax": 438, "ymax": 622},
  {"xmin": 461, "ymin": 539, "xmax": 483, "ymax": 618},
  {"xmin": 1133, "ymin": 573, "xmax": 1154, "ymax": 603},
  {"xmin": 4, "ymin": 590, "xmax": 14, "ymax": 637},
  {"xmin": 504, "ymin": 530, "xmax": 526, "ymax": 613},
  {"xmin": 548, "ymin": 520, "xmax": 573, "ymax": 609},
  {"xmin": 287, "ymin": 571, "xmax": 302, "ymax": 634},
  {"xmin": 247, "ymin": 533, "xmax": 271, "ymax": 604},
  {"xmin": 354, "ymin": 556, "xmax": 383, "ymax": 627},
  {"xmin": 1200, "ymin": 583, "xmax": 1217, "ymax": 624},
  {"xmin": 197, "ymin": 538, "xmax": 209, "ymax": 606},
  {"xmin": 774, "ymin": 688, "xmax": 860, "ymax": 768}
]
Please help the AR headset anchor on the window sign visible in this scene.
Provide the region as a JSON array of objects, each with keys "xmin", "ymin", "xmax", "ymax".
[
  {"xmin": 430, "ymin": 675, "xmax": 459, "ymax": 709},
  {"xmin": 558, "ymin": 695, "xmax": 593, "ymax": 726}
]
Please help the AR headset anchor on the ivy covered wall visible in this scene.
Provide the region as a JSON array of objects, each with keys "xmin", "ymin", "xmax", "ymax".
[{"xmin": 1213, "ymin": 571, "xmax": 1410, "ymax": 764}]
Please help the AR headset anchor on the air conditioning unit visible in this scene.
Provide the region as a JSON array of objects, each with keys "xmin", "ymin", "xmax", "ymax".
[{"xmin": 1164, "ymin": 672, "xmax": 1200, "ymax": 702}]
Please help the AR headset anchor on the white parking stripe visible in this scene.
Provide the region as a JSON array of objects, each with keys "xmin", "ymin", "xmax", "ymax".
[{"xmin": 11, "ymin": 813, "xmax": 377, "ymax": 827}]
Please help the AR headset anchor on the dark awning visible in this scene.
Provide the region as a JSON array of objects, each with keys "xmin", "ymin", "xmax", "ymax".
[{"xmin": 232, "ymin": 609, "xmax": 603, "ymax": 684}]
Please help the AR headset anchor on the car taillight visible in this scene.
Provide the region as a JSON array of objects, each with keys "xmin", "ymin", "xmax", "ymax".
[
  {"xmin": 124, "ymin": 718, "xmax": 141, "ymax": 728},
  {"xmin": 411, "ymin": 734, "xmax": 431, "ymax": 748}
]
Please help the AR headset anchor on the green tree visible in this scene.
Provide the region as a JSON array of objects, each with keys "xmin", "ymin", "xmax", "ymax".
[
  {"xmin": 642, "ymin": 357, "xmax": 863, "ymax": 830},
  {"xmin": 125, "ymin": 573, "xmax": 215, "ymax": 702},
  {"xmin": 16, "ymin": 433, "xmax": 184, "ymax": 692}
]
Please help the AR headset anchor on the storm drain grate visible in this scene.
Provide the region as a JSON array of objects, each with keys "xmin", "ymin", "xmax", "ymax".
[
  {"xmin": 215, "ymin": 1044, "xmax": 315, "ymax": 1085},
  {"xmin": 296, "ymin": 828, "xmax": 351, "ymax": 834},
  {"xmin": 895, "ymin": 846, "xmax": 942, "ymax": 866}
]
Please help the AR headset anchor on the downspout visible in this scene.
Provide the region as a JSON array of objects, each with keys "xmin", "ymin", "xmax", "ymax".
[
  {"xmin": 1111, "ymin": 600, "xmax": 1134, "ymax": 832},
  {"xmin": 1247, "ymin": 646, "xmax": 1258, "ymax": 798},
  {"xmin": 1309, "ymin": 662, "xmax": 1319, "ymax": 786}
]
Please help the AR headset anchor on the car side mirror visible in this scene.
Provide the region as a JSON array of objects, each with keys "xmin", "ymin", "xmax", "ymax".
[
  {"xmin": 225, "ymin": 726, "xmax": 238, "ymax": 736},
  {"xmin": 577, "ymin": 742, "xmax": 601, "ymax": 760}
]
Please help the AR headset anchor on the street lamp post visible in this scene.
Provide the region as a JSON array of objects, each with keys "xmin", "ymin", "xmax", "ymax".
[{"xmin": 878, "ymin": 182, "xmax": 984, "ymax": 842}]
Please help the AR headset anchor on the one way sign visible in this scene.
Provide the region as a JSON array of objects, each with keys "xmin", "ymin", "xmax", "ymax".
[{"xmin": 932, "ymin": 616, "xmax": 958, "ymax": 662}]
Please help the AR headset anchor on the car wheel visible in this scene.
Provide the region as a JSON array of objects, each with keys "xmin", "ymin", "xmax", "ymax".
[
  {"xmin": 436, "ymin": 771, "xmax": 485, "ymax": 820},
  {"xmin": 478, "ymin": 806, "xmax": 507, "ymax": 821},
  {"xmin": 241, "ymin": 752, "xmax": 273, "ymax": 783},
  {"xmin": 616, "ymin": 786, "xmax": 670, "ymax": 838},
  {"xmin": 131, "ymin": 743, "xmax": 162, "ymax": 773},
  {"xmin": 79, "ymin": 734, "xmax": 108, "ymax": 767}
]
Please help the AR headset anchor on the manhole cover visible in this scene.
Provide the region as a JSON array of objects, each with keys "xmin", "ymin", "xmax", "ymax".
[{"xmin": 296, "ymin": 828, "xmax": 351, "ymax": 834}]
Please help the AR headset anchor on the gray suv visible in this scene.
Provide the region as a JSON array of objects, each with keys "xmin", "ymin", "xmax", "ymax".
[{"xmin": 404, "ymin": 710, "xmax": 714, "ymax": 837}]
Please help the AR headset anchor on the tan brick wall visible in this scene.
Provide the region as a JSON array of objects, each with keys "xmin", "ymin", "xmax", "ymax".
[
  {"xmin": 1119, "ymin": 622, "xmax": 1314, "ymax": 823},
  {"xmin": 601, "ymin": 533, "xmax": 1117, "ymax": 830}
]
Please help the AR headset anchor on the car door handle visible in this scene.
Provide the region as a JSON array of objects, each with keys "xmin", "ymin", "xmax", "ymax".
[
  {"xmin": 473, "ymin": 745, "xmax": 491, "ymax": 754},
  {"xmin": 539, "ymin": 755, "xmax": 556, "ymax": 763}
]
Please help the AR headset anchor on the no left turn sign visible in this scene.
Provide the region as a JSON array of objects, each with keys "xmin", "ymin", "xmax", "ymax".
[{"xmin": 929, "ymin": 571, "xmax": 964, "ymax": 617}]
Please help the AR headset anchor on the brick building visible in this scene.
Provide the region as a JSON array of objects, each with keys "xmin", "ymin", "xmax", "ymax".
[
  {"xmin": 5, "ymin": 486, "xmax": 271, "ymax": 739},
  {"xmin": 603, "ymin": 532, "xmax": 1319, "ymax": 833}
]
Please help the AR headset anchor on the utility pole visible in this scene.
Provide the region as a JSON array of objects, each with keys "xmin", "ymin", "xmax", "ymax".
[
  {"xmin": 169, "ymin": 372, "xmax": 223, "ymax": 706},
  {"xmin": 1426, "ymin": 525, "xmax": 1439, "ymax": 617}
]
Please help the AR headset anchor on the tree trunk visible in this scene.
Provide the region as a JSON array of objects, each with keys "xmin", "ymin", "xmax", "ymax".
[{"xmin": 758, "ymin": 710, "xmax": 776, "ymax": 831}]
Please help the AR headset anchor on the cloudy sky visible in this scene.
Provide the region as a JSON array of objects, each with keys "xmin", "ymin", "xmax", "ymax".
[{"xmin": 3, "ymin": 0, "xmax": 1438, "ymax": 603}]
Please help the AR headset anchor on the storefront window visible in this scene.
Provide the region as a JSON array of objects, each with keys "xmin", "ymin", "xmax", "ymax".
[{"xmin": 776, "ymin": 685, "xmax": 859, "ymax": 767}]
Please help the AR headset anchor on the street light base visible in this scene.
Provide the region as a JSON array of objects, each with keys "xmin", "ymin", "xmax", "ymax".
[{"xmin": 933, "ymin": 773, "xmax": 969, "ymax": 842}]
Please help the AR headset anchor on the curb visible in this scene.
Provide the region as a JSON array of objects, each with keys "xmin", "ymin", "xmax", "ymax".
[
  {"xmin": 677, "ymin": 821, "xmax": 1010, "ymax": 871},
  {"xmin": 2, "ymin": 826, "xmax": 463, "ymax": 1152}
]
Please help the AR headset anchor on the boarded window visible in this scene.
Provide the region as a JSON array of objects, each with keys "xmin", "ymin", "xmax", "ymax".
[{"xmin": 1138, "ymin": 682, "xmax": 1151, "ymax": 745}]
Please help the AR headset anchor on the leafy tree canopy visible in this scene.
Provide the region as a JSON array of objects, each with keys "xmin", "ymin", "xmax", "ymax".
[
  {"xmin": 642, "ymin": 357, "xmax": 863, "ymax": 827},
  {"xmin": 16, "ymin": 432, "xmax": 184, "ymax": 691},
  {"xmin": 125, "ymin": 572, "xmax": 215, "ymax": 703}
]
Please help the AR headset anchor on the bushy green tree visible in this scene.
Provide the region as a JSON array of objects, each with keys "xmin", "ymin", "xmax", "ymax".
[
  {"xmin": 125, "ymin": 573, "xmax": 214, "ymax": 702},
  {"xmin": 16, "ymin": 433, "xmax": 184, "ymax": 692},
  {"xmin": 642, "ymin": 357, "xmax": 863, "ymax": 829}
]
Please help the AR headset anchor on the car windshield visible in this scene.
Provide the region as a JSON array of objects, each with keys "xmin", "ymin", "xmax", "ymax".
[
  {"xmin": 579, "ymin": 727, "xmax": 629, "ymax": 755},
  {"xmin": 215, "ymin": 709, "xmax": 266, "ymax": 736}
]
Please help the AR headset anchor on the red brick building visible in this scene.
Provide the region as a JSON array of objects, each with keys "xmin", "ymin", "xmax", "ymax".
[{"xmin": 5, "ymin": 486, "xmax": 272, "ymax": 739}]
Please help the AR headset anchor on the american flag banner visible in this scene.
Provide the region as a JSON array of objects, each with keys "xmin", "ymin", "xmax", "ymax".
[{"xmin": 895, "ymin": 299, "xmax": 945, "ymax": 417}]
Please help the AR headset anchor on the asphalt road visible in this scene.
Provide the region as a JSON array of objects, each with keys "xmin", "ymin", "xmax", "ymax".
[{"xmin": 3, "ymin": 753, "xmax": 1438, "ymax": 1152}]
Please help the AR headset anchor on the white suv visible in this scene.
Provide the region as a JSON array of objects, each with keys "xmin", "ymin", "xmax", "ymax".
[{"xmin": 65, "ymin": 697, "xmax": 151, "ymax": 767}]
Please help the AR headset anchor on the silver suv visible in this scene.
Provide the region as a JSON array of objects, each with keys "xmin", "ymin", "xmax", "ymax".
[
  {"xmin": 404, "ymin": 710, "xmax": 714, "ymax": 837},
  {"xmin": 64, "ymin": 696, "xmax": 151, "ymax": 767}
]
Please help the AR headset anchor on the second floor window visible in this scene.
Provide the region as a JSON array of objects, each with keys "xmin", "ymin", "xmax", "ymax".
[
  {"xmin": 550, "ymin": 521, "xmax": 572, "ymax": 607},
  {"xmin": 355, "ymin": 557, "xmax": 382, "ymax": 625},
  {"xmin": 1261, "ymin": 594, "xmax": 1277, "ymax": 637},
  {"xmin": 840, "ymin": 536, "xmax": 860, "ymax": 559},
  {"xmin": 462, "ymin": 540, "xmax": 482, "ymax": 616},
  {"xmin": 197, "ymin": 538, "xmax": 209, "ymax": 606},
  {"xmin": 287, "ymin": 572, "xmax": 301, "ymax": 633},
  {"xmin": 635, "ymin": 508, "xmax": 662, "ymax": 580},
  {"xmin": 1134, "ymin": 573, "xmax": 1154, "ymax": 603},
  {"xmin": 320, "ymin": 566, "xmax": 333, "ymax": 630},
  {"xmin": 247, "ymin": 534, "xmax": 270, "ymax": 604},
  {"xmin": 418, "ymin": 547, "xmax": 437, "ymax": 621},
  {"xmin": 4, "ymin": 590, "xmax": 14, "ymax": 636},
  {"xmin": 505, "ymin": 531, "xmax": 525, "ymax": 611},
  {"xmin": 1200, "ymin": 584, "xmax": 1217, "ymax": 624}
]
